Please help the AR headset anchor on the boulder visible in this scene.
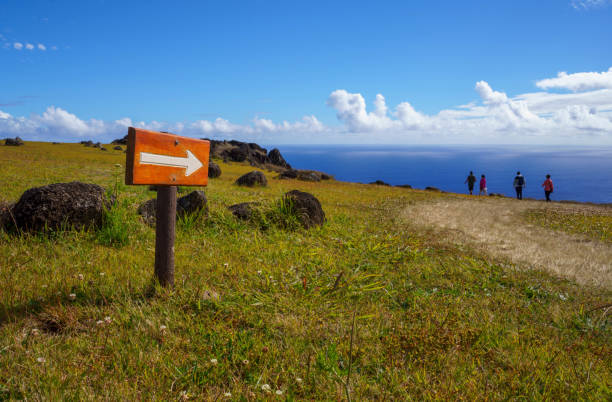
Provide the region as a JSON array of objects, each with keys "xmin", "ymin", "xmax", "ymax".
[
  {"xmin": 268, "ymin": 148, "xmax": 291, "ymax": 169},
  {"xmin": 81, "ymin": 140, "xmax": 94, "ymax": 147},
  {"xmin": 425, "ymin": 186, "xmax": 441, "ymax": 192},
  {"xmin": 278, "ymin": 169, "xmax": 298, "ymax": 179},
  {"xmin": 320, "ymin": 173, "xmax": 332, "ymax": 180},
  {"xmin": 52, "ymin": 142, "xmax": 61, "ymax": 145},
  {"xmin": 113, "ymin": 145, "xmax": 123, "ymax": 151},
  {"xmin": 226, "ymin": 146, "xmax": 248, "ymax": 162},
  {"xmin": 93, "ymin": 142, "xmax": 101, "ymax": 149},
  {"xmin": 138, "ymin": 190, "xmax": 208, "ymax": 226},
  {"xmin": 12, "ymin": 182, "xmax": 111, "ymax": 232},
  {"xmin": 208, "ymin": 162, "xmax": 222, "ymax": 178},
  {"xmin": 5, "ymin": 137, "xmax": 24, "ymax": 146},
  {"xmin": 370, "ymin": 180, "xmax": 390, "ymax": 186},
  {"xmin": 396, "ymin": 184, "xmax": 412, "ymax": 189},
  {"xmin": 235, "ymin": 171, "xmax": 267, "ymax": 187},
  {"xmin": 284, "ymin": 190, "xmax": 325, "ymax": 228},
  {"xmin": 227, "ymin": 202, "xmax": 259, "ymax": 220},
  {"xmin": 100, "ymin": 147, "xmax": 108, "ymax": 151},
  {"xmin": 177, "ymin": 190, "xmax": 208, "ymax": 218},
  {"xmin": 297, "ymin": 171, "xmax": 321, "ymax": 182},
  {"xmin": 112, "ymin": 135, "xmax": 128, "ymax": 145}
]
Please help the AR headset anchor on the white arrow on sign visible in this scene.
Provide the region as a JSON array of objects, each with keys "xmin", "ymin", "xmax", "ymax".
[{"xmin": 140, "ymin": 150, "xmax": 204, "ymax": 176}]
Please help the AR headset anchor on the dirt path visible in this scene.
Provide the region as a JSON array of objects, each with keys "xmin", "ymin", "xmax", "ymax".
[{"xmin": 401, "ymin": 197, "xmax": 612, "ymax": 289}]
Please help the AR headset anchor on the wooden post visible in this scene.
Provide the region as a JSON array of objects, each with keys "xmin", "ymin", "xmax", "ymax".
[{"xmin": 155, "ymin": 186, "xmax": 176, "ymax": 287}]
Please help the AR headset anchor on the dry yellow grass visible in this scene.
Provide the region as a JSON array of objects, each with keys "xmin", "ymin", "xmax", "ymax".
[{"xmin": 401, "ymin": 196, "xmax": 612, "ymax": 289}]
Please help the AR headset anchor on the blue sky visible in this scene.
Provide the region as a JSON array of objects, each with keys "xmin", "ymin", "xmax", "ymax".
[{"xmin": 1, "ymin": 0, "xmax": 612, "ymax": 144}]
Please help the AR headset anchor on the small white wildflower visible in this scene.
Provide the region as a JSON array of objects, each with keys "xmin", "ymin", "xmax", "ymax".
[
  {"xmin": 432, "ymin": 288, "xmax": 438, "ymax": 293},
  {"xmin": 104, "ymin": 316, "xmax": 112, "ymax": 324},
  {"xmin": 36, "ymin": 357, "xmax": 45, "ymax": 363},
  {"xmin": 295, "ymin": 377, "xmax": 303, "ymax": 384},
  {"xmin": 160, "ymin": 325, "xmax": 167, "ymax": 331},
  {"xmin": 275, "ymin": 389, "xmax": 283, "ymax": 395},
  {"xmin": 210, "ymin": 358, "xmax": 218, "ymax": 365},
  {"xmin": 31, "ymin": 328, "xmax": 40, "ymax": 336},
  {"xmin": 257, "ymin": 270, "xmax": 262, "ymax": 275},
  {"xmin": 261, "ymin": 384, "xmax": 271, "ymax": 393},
  {"xmin": 96, "ymin": 320, "xmax": 104, "ymax": 326},
  {"xmin": 114, "ymin": 164, "xmax": 122, "ymax": 168},
  {"xmin": 99, "ymin": 272, "xmax": 105, "ymax": 276},
  {"xmin": 559, "ymin": 293, "xmax": 567, "ymax": 301},
  {"xmin": 78, "ymin": 274, "xmax": 84, "ymax": 280},
  {"xmin": 68, "ymin": 293, "xmax": 76, "ymax": 300},
  {"xmin": 223, "ymin": 392, "xmax": 232, "ymax": 397},
  {"xmin": 242, "ymin": 359, "xmax": 249, "ymax": 365},
  {"xmin": 42, "ymin": 284, "xmax": 48, "ymax": 288},
  {"xmin": 223, "ymin": 262, "xmax": 229, "ymax": 268}
]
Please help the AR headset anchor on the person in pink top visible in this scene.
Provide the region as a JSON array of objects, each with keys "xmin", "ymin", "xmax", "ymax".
[
  {"xmin": 479, "ymin": 174, "xmax": 487, "ymax": 196},
  {"xmin": 542, "ymin": 174, "xmax": 554, "ymax": 202}
]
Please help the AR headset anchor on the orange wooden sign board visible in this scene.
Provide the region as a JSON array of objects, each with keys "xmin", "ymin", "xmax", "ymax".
[{"xmin": 125, "ymin": 127, "xmax": 210, "ymax": 186}]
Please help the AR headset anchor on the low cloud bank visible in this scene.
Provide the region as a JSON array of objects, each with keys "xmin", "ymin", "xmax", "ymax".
[{"xmin": 2, "ymin": 67, "xmax": 611, "ymax": 144}]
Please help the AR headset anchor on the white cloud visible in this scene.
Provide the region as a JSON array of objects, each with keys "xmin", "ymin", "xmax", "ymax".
[
  {"xmin": 571, "ymin": 0, "xmax": 612, "ymax": 9},
  {"xmin": 37, "ymin": 44, "xmax": 46, "ymax": 51},
  {"xmin": 25, "ymin": 43, "xmax": 34, "ymax": 50},
  {"xmin": 13, "ymin": 42, "xmax": 23, "ymax": 50},
  {"xmin": 536, "ymin": 67, "xmax": 612, "ymax": 92},
  {"xmin": 2, "ymin": 67, "xmax": 612, "ymax": 144}
]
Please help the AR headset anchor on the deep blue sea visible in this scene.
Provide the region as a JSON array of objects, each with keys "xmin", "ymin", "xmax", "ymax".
[{"xmin": 276, "ymin": 145, "xmax": 612, "ymax": 204}]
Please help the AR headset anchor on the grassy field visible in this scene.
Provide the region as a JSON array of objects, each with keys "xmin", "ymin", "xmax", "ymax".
[{"xmin": 0, "ymin": 142, "xmax": 610, "ymax": 400}]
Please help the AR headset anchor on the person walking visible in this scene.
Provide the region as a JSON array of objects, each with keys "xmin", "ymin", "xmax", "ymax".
[
  {"xmin": 465, "ymin": 171, "xmax": 477, "ymax": 195},
  {"xmin": 479, "ymin": 174, "xmax": 487, "ymax": 196},
  {"xmin": 513, "ymin": 171, "xmax": 525, "ymax": 200},
  {"xmin": 542, "ymin": 174, "xmax": 553, "ymax": 202}
]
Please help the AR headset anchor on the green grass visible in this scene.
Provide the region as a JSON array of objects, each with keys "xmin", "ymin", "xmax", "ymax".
[
  {"xmin": 0, "ymin": 142, "xmax": 610, "ymax": 399},
  {"xmin": 525, "ymin": 208, "xmax": 612, "ymax": 243}
]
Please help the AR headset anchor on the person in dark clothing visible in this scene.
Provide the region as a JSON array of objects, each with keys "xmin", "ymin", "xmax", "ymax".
[
  {"xmin": 542, "ymin": 174, "xmax": 553, "ymax": 202},
  {"xmin": 513, "ymin": 171, "xmax": 525, "ymax": 200},
  {"xmin": 465, "ymin": 171, "xmax": 477, "ymax": 195}
]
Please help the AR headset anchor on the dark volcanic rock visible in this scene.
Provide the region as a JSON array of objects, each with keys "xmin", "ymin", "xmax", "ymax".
[
  {"xmin": 81, "ymin": 140, "xmax": 94, "ymax": 147},
  {"xmin": 425, "ymin": 186, "xmax": 441, "ymax": 192},
  {"xmin": 235, "ymin": 171, "xmax": 267, "ymax": 187},
  {"xmin": 100, "ymin": 147, "xmax": 108, "ymax": 151},
  {"xmin": 320, "ymin": 173, "xmax": 332, "ymax": 180},
  {"xmin": 396, "ymin": 184, "xmax": 412, "ymax": 189},
  {"xmin": 370, "ymin": 180, "xmax": 391, "ymax": 186},
  {"xmin": 52, "ymin": 142, "xmax": 61, "ymax": 145},
  {"xmin": 297, "ymin": 171, "xmax": 321, "ymax": 182},
  {"xmin": 177, "ymin": 191, "xmax": 208, "ymax": 218},
  {"xmin": 93, "ymin": 142, "xmax": 101, "ymax": 149},
  {"xmin": 227, "ymin": 146, "xmax": 248, "ymax": 162},
  {"xmin": 284, "ymin": 190, "xmax": 325, "ymax": 228},
  {"xmin": 208, "ymin": 162, "xmax": 222, "ymax": 178},
  {"xmin": 138, "ymin": 190, "xmax": 208, "ymax": 226},
  {"xmin": 278, "ymin": 169, "xmax": 298, "ymax": 179},
  {"xmin": 268, "ymin": 148, "xmax": 290, "ymax": 169},
  {"xmin": 5, "ymin": 137, "xmax": 24, "ymax": 146},
  {"xmin": 113, "ymin": 145, "xmax": 123, "ymax": 151},
  {"xmin": 112, "ymin": 135, "xmax": 128, "ymax": 145},
  {"xmin": 228, "ymin": 202, "xmax": 259, "ymax": 220},
  {"xmin": 12, "ymin": 182, "xmax": 111, "ymax": 232}
]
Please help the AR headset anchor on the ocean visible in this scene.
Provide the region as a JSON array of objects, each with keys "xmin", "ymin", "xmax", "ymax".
[{"xmin": 276, "ymin": 145, "xmax": 612, "ymax": 204}]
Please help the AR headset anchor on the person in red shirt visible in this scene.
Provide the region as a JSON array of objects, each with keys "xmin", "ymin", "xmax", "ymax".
[
  {"xmin": 542, "ymin": 174, "xmax": 554, "ymax": 202},
  {"xmin": 479, "ymin": 174, "xmax": 487, "ymax": 196}
]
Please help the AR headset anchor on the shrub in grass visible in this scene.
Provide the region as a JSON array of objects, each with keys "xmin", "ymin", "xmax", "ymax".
[{"xmin": 96, "ymin": 199, "xmax": 135, "ymax": 247}]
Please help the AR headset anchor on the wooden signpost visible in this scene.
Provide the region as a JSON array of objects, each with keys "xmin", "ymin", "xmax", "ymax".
[{"xmin": 125, "ymin": 127, "xmax": 210, "ymax": 287}]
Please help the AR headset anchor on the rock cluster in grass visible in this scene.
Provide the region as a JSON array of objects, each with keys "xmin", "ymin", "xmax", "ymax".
[
  {"xmin": 203, "ymin": 139, "xmax": 291, "ymax": 170},
  {"xmin": 138, "ymin": 190, "xmax": 208, "ymax": 226},
  {"xmin": 4, "ymin": 137, "xmax": 24, "ymax": 146},
  {"xmin": 370, "ymin": 180, "xmax": 391, "ymax": 186},
  {"xmin": 277, "ymin": 169, "xmax": 332, "ymax": 182},
  {"xmin": 235, "ymin": 171, "xmax": 267, "ymax": 187},
  {"xmin": 10, "ymin": 182, "xmax": 111, "ymax": 232},
  {"xmin": 111, "ymin": 135, "xmax": 128, "ymax": 145}
]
